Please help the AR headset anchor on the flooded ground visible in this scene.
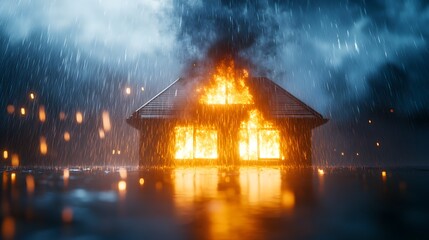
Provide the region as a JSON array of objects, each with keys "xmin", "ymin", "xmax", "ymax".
[{"xmin": 1, "ymin": 166, "xmax": 429, "ymax": 239}]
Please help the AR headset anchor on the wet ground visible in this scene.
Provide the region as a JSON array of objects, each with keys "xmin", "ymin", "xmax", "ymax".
[{"xmin": 1, "ymin": 166, "xmax": 429, "ymax": 239}]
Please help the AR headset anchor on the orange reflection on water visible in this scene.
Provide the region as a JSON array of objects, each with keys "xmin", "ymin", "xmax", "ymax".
[
  {"xmin": 26, "ymin": 175, "xmax": 35, "ymax": 195},
  {"xmin": 173, "ymin": 167, "xmax": 293, "ymax": 239},
  {"xmin": 1, "ymin": 217, "xmax": 15, "ymax": 240},
  {"xmin": 239, "ymin": 168, "xmax": 283, "ymax": 209}
]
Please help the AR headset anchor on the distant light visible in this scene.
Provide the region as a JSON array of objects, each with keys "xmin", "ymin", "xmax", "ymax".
[
  {"xmin": 11, "ymin": 154, "xmax": 19, "ymax": 167},
  {"xmin": 20, "ymin": 107, "xmax": 26, "ymax": 116},
  {"xmin": 141, "ymin": 87, "xmax": 145, "ymax": 92},
  {"xmin": 119, "ymin": 168, "xmax": 127, "ymax": 179},
  {"xmin": 341, "ymin": 152, "xmax": 345, "ymax": 156},
  {"xmin": 102, "ymin": 111, "xmax": 111, "ymax": 132},
  {"xmin": 62, "ymin": 207, "xmax": 73, "ymax": 223},
  {"xmin": 29, "ymin": 92, "xmax": 35, "ymax": 100},
  {"xmin": 59, "ymin": 112, "xmax": 66, "ymax": 121},
  {"xmin": 75, "ymin": 111, "xmax": 83, "ymax": 124},
  {"xmin": 3, "ymin": 150, "xmax": 8, "ymax": 160},
  {"xmin": 26, "ymin": 175, "xmax": 35, "ymax": 195},
  {"xmin": 368, "ymin": 120, "xmax": 372, "ymax": 124},
  {"xmin": 318, "ymin": 169, "xmax": 325, "ymax": 176},
  {"xmin": 40, "ymin": 137, "xmax": 48, "ymax": 155},
  {"xmin": 125, "ymin": 87, "xmax": 131, "ymax": 95},
  {"xmin": 6, "ymin": 105, "xmax": 15, "ymax": 114},
  {"xmin": 39, "ymin": 106, "xmax": 46, "ymax": 122},
  {"xmin": 389, "ymin": 108, "xmax": 394, "ymax": 113},
  {"xmin": 112, "ymin": 149, "xmax": 116, "ymax": 155},
  {"xmin": 118, "ymin": 180, "xmax": 127, "ymax": 191},
  {"xmin": 381, "ymin": 171, "xmax": 387, "ymax": 177},
  {"xmin": 99, "ymin": 129, "xmax": 105, "ymax": 139},
  {"xmin": 139, "ymin": 178, "xmax": 145, "ymax": 186},
  {"xmin": 63, "ymin": 169, "xmax": 70, "ymax": 180},
  {"xmin": 11, "ymin": 172, "xmax": 16, "ymax": 183},
  {"xmin": 117, "ymin": 150, "xmax": 121, "ymax": 155},
  {"xmin": 63, "ymin": 132, "xmax": 71, "ymax": 142},
  {"xmin": 356, "ymin": 153, "xmax": 359, "ymax": 156},
  {"xmin": 376, "ymin": 142, "xmax": 380, "ymax": 147}
]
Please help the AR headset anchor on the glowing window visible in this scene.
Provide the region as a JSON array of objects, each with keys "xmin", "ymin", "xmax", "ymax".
[
  {"xmin": 174, "ymin": 126, "xmax": 218, "ymax": 160},
  {"xmin": 239, "ymin": 110, "xmax": 281, "ymax": 160}
]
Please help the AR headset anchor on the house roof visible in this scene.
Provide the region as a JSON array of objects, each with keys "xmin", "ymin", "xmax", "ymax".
[{"xmin": 127, "ymin": 77, "xmax": 327, "ymax": 126}]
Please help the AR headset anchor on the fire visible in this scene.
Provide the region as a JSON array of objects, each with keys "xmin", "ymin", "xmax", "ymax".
[
  {"xmin": 239, "ymin": 110, "xmax": 281, "ymax": 160},
  {"xmin": 174, "ymin": 126, "xmax": 218, "ymax": 159},
  {"xmin": 173, "ymin": 59, "xmax": 282, "ymax": 162},
  {"xmin": 199, "ymin": 59, "xmax": 253, "ymax": 105}
]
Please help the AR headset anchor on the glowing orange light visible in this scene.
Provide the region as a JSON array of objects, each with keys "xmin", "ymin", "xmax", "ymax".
[
  {"xmin": 75, "ymin": 111, "xmax": 83, "ymax": 124},
  {"xmin": 239, "ymin": 110, "xmax": 280, "ymax": 160},
  {"xmin": 119, "ymin": 168, "xmax": 127, "ymax": 179},
  {"xmin": 318, "ymin": 169, "xmax": 325, "ymax": 176},
  {"xmin": 29, "ymin": 92, "xmax": 35, "ymax": 100},
  {"xmin": 139, "ymin": 178, "xmax": 145, "ymax": 186},
  {"xmin": 174, "ymin": 126, "xmax": 218, "ymax": 159},
  {"xmin": 125, "ymin": 87, "xmax": 131, "ymax": 95},
  {"xmin": 102, "ymin": 111, "xmax": 111, "ymax": 132},
  {"xmin": 62, "ymin": 207, "xmax": 73, "ymax": 223},
  {"xmin": 20, "ymin": 107, "xmax": 26, "ymax": 116},
  {"xmin": 3, "ymin": 150, "xmax": 8, "ymax": 160},
  {"xmin": 99, "ymin": 129, "xmax": 105, "ymax": 139},
  {"xmin": 282, "ymin": 190, "xmax": 295, "ymax": 209},
  {"xmin": 63, "ymin": 132, "xmax": 70, "ymax": 141},
  {"xmin": 10, "ymin": 173, "xmax": 16, "ymax": 184},
  {"xmin": 26, "ymin": 175, "xmax": 35, "ymax": 195},
  {"xmin": 1, "ymin": 217, "xmax": 15, "ymax": 240},
  {"xmin": 6, "ymin": 105, "xmax": 14, "ymax": 114},
  {"xmin": 63, "ymin": 169, "xmax": 70, "ymax": 180},
  {"xmin": 11, "ymin": 154, "xmax": 19, "ymax": 167},
  {"xmin": 198, "ymin": 59, "xmax": 253, "ymax": 105},
  {"xmin": 118, "ymin": 180, "xmax": 127, "ymax": 191},
  {"xmin": 38, "ymin": 105, "xmax": 46, "ymax": 122},
  {"xmin": 381, "ymin": 171, "xmax": 387, "ymax": 177},
  {"xmin": 40, "ymin": 137, "xmax": 48, "ymax": 155}
]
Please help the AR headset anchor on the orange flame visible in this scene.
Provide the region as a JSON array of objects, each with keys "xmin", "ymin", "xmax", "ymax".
[
  {"xmin": 239, "ymin": 110, "xmax": 281, "ymax": 160},
  {"xmin": 199, "ymin": 59, "xmax": 253, "ymax": 105},
  {"xmin": 174, "ymin": 126, "xmax": 218, "ymax": 159}
]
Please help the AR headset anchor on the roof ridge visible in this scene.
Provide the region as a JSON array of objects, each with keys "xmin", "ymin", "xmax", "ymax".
[
  {"xmin": 253, "ymin": 77, "xmax": 324, "ymax": 119},
  {"xmin": 133, "ymin": 77, "xmax": 182, "ymax": 113}
]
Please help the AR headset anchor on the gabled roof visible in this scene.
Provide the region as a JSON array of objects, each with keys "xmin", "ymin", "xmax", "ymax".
[{"xmin": 127, "ymin": 77, "xmax": 327, "ymax": 126}]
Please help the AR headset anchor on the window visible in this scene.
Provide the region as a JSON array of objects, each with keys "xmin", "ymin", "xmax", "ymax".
[{"xmin": 174, "ymin": 126, "xmax": 218, "ymax": 160}]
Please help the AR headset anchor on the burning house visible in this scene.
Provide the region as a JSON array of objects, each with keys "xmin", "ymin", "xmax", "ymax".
[{"xmin": 127, "ymin": 60, "xmax": 327, "ymax": 166}]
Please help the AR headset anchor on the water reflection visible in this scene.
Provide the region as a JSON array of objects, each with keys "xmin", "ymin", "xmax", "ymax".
[
  {"xmin": 2, "ymin": 167, "xmax": 428, "ymax": 239},
  {"xmin": 171, "ymin": 167, "xmax": 313, "ymax": 239}
]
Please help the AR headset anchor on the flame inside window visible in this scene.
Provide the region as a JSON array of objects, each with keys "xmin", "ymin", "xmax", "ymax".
[
  {"xmin": 175, "ymin": 126, "xmax": 218, "ymax": 159},
  {"xmin": 199, "ymin": 59, "xmax": 253, "ymax": 105},
  {"xmin": 239, "ymin": 110, "xmax": 281, "ymax": 160}
]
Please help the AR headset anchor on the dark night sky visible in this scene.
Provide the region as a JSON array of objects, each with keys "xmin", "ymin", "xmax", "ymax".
[{"xmin": 0, "ymin": 0, "xmax": 428, "ymax": 166}]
